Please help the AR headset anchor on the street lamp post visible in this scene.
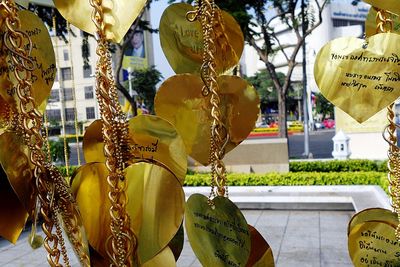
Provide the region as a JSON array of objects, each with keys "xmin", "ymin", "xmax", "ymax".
[{"xmin": 302, "ymin": 0, "xmax": 311, "ymax": 158}]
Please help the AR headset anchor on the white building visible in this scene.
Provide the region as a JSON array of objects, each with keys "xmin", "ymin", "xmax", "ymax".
[{"xmin": 46, "ymin": 27, "xmax": 99, "ymax": 135}]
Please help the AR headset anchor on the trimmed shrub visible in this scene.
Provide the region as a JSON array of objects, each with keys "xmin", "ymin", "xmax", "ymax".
[
  {"xmin": 289, "ymin": 160, "xmax": 388, "ymax": 173},
  {"xmin": 184, "ymin": 172, "xmax": 388, "ymax": 193}
]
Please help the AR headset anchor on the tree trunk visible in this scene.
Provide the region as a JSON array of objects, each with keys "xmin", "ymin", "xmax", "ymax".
[{"xmin": 278, "ymin": 91, "xmax": 288, "ymax": 138}]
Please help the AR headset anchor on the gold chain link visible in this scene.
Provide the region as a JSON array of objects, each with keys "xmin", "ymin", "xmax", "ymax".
[
  {"xmin": 88, "ymin": 0, "xmax": 137, "ymax": 265},
  {"xmin": 2, "ymin": 2, "xmax": 90, "ymax": 266},
  {"xmin": 190, "ymin": 0, "xmax": 229, "ymax": 201},
  {"xmin": 375, "ymin": 9, "xmax": 400, "ymax": 240}
]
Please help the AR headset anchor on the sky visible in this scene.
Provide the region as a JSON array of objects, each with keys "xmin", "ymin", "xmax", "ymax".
[{"xmin": 149, "ymin": 0, "xmax": 175, "ymax": 81}]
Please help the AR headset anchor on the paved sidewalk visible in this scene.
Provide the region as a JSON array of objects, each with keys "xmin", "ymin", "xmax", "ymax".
[{"xmin": 0, "ymin": 210, "xmax": 354, "ymax": 267}]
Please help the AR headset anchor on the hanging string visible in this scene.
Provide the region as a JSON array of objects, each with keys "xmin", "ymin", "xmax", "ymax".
[
  {"xmin": 52, "ymin": 15, "xmax": 70, "ymax": 176},
  {"xmin": 67, "ymin": 22, "xmax": 81, "ymax": 166}
]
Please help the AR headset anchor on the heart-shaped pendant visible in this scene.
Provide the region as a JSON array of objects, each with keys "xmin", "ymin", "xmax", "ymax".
[
  {"xmin": 71, "ymin": 162, "xmax": 185, "ymax": 264},
  {"xmin": 54, "ymin": 0, "xmax": 147, "ymax": 42},
  {"xmin": 0, "ymin": 10, "xmax": 55, "ymax": 109},
  {"xmin": 82, "ymin": 115, "xmax": 187, "ymax": 183},
  {"xmin": 348, "ymin": 220, "xmax": 400, "ymax": 266},
  {"xmin": 365, "ymin": 8, "xmax": 400, "ymax": 37},
  {"xmin": 314, "ymin": 33, "xmax": 400, "ymax": 123},
  {"xmin": 348, "ymin": 208, "xmax": 398, "ymax": 235},
  {"xmin": 155, "ymin": 74, "xmax": 259, "ymax": 165},
  {"xmin": 142, "ymin": 247, "xmax": 177, "ymax": 267},
  {"xmin": 246, "ymin": 225, "xmax": 275, "ymax": 267},
  {"xmin": 0, "ymin": 132, "xmax": 35, "ymax": 214},
  {"xmin": 160, "ymin": 3, "xmax": 244, "ymax": 75},
  {"xmin": 363, "ymin": 0, "xmax": 400, "ymax": 15},
  {"xmin": 185, "ymin": 194, "xmax": 251, "ymax": 267},
  {"xmin": 0, "ymin": 167, "xmax": 29, "ymax": 243}
]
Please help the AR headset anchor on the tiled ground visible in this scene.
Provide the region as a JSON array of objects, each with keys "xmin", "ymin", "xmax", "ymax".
[{"xmin": 0, "ymin": 210, "xmax": 354, "ymax": 266}]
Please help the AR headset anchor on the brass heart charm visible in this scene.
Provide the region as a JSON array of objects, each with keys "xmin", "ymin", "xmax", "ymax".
[
  {"xmin": 160, "ymin": 3, "xmax": 244, "ymax": 75},
  {"xmin": 82, "ymin": 115, "xmax": 187, "ymax": 183},
  {"xmin": 314, "ymin": 33, "xmax": 400, "ymax": 123},
  {"xmin": 0, "ymin": 167, "xmax": 28, "ymax": 243},
  {"xmin": 348, "ymin": 208, "xmax": 400, "ymax": 266},
  {"xmin": 155, "ymin": 74, "xmax": 259, "ymax": 165},
  {"xmin": 0, "ymin": 10, "xmax": 56, "ymax": 109},
  {"xmin": 185, "ymin": 194, "xmax": 251, "ymax": 267},
  {"xmin": 246, "ymin": 225, "xmax": 275, "ymax": 267},
  {"xmin": 363, "ymin": 0, "xmax": 400, "ymax": 15},
  {"xmin": 71, "ymin": 162, "xmax": 185, "ymax": 264},
  {"xmin": 54, "ymin": 0, "xmax": 147, "ymax": 42}
]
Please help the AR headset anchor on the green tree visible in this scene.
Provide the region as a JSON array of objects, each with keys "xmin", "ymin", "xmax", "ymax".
[
  {"xmin": 171, "ymin": 0, "xmax": 329, "ymax": 137},
  {"xmin": 48, "ymin": 139, "xmax": 70, "ymax": 164},
  {"xmin": 315, "ymin": 92, "xmax": 334, "ymax": 120},
  {"xmin": 125, "ymin": 66, "xmax": 163, "ymax": 114}
]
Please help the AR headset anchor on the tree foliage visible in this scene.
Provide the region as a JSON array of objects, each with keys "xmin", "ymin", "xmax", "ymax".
[
  {"xmin": 125, "ymin": 66, "xmax": 163, "ymax": 114},
  {"xmin": 315, "ymin": 92, "xmax": 334, "ymax": 120}
]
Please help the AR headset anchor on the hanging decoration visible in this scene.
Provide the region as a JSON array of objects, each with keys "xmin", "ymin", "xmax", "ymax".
[{"xmin": 0, "ymin": 2, "xmax": 90, "ymax": 266}]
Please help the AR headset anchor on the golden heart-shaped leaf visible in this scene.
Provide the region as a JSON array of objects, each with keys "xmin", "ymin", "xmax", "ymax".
[
  {"xmin": 314, "ymin": 33, "xmax": 400, "ymax": 123},
  {"xmin": 185, "ymin": 194, "xmax": 251, "ymax": 267},
  {"xmin": 160, "ymin": 3, "xmax": 244, "ymax": 75},
  {"xmin": 168, "ymin": 223, "xmax": 184, "ymax": 261},
  {"xmin": 155, "ymin": 74, "xmax": 259, "ymax": 165},
  {"xmin": 142, "ymin": 247, "xmax": 177, "ymax": 267},
  {"xmin": 348, "ymin": 208, "xmax": 398, "ymax": 235},
  {"xmin": 82, "ymin": 120, "xmax": 105, "ymax": 163},
  {"xmin": 0, "ymin": 167, "xmax": 29, "ymax": 243},
  {"xmin": 71, "ymin": 162, "xmax": 185, "ymax": 264},
  {"xmin": 363, "ymin": 0, "xmax": 400, "ymax": 15},
  {"xmin": 246, "ymin": 225, "xmax": 275, "ymax": 267},
  {"xmin": 0, "ymin": 132, "xmax": 34, "ymax": 214},
  {"xmin": 365, "ymin": 8, "xmax": 400, "ymax": 37},
  {"xmin": 348, "ymin": 220, "xmax": 400, "ymax": 266},
  {"xmin": 128, "ymin": 115, "xmax": 187, "ymax": 183},
  {"xmin": 54, "ymin": 0, "xmax": 147, "ymax": 42},
  {"xmin": 82, "ymin": 116, "xmax": 187, "ymax": 183},
  {"xmin": 0, "ymin": 10, "xmax": 56, "ymax": 109}
]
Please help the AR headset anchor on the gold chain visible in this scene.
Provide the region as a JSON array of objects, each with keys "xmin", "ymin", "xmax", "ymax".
[
  {"xmin": 88, "ymin": 0, "xmax": 136, "ymax": 265},
  {"xmin": 190, "ymin": 0, "xmax": 229, "ymax": 201},
  {"xmin": 376, "ymin": 9, "xmax": 400, "ymax": 240},
  {"xmin": 2, "ymin": 2, "xmax": 90, "ymax": 266}
]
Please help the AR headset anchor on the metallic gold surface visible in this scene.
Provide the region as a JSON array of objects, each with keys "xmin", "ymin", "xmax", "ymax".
[
  {"xmin": 168, "ymin": 223, "xmax": 184, "ymax": 261},
  {"xmin": 185, "ymin": 194, "xmax": 251, "ymax": 266},
  {"xmin": 71, "ymin": 162, "xmax": 185, "ymax": 264},
  {"xmin": 0, "ymin": 10, "xmax": 55, "ymax": 109},
  {"xmin": 314, "ymin": 33, "xmax": 400, "ymax": 123},
  {"xmin": 54, "ymin": 0, "xmax": 147, "ymax": 42},
  {"xmin": 83, "ymin": 116, "xmax": 188, "ymax": 183},
  {"xmin": 365, "ymin": 8, "xmax": 400, "ymax": 37},
  {"xmin": 128, "ymin": 115, "xmax": 187, "ymax": 183},
  {"xmin": 0, "ymin": 167, "xmax": 29, "ymax": 244},
  {"xmin": 142, "ymin": 247, "xmax": 177, "ymax": 267},
  {"xmin": 348, "ymin": 221, "xmax": 400, "ymax": 266},
  {"xmin": 82, "ymin": 120, "xmax": 105, "ymax": 163},
  {"xmin": 155, "ymin": 74, "xmax": 259, "ymax": 165},
  {"xmin": 159, "ymin": 3, "xmax": 244, "ymax": 75},
  {"xmin": 347, "ymin": 208, "xmax": 398, "ymax": 235},
  {"xmin": 246, "ymin": 225, "xmax": 275, "ymax": 267},
  {"xmin": 363, "ymin": 0, "xmax": 400, "ymax": 15},
  {"xmin": 0, "ymin": 132, "xmax": 34, "ymax": 214}
]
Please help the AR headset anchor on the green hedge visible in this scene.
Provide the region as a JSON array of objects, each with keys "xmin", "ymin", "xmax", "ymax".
[
  {"xmin": 184, "ymin": 172, "xmax": 389, "ymax": 193},
  {"xmin": 289, "ymin": 160, "xmax": 388, "ymax": 173}
]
